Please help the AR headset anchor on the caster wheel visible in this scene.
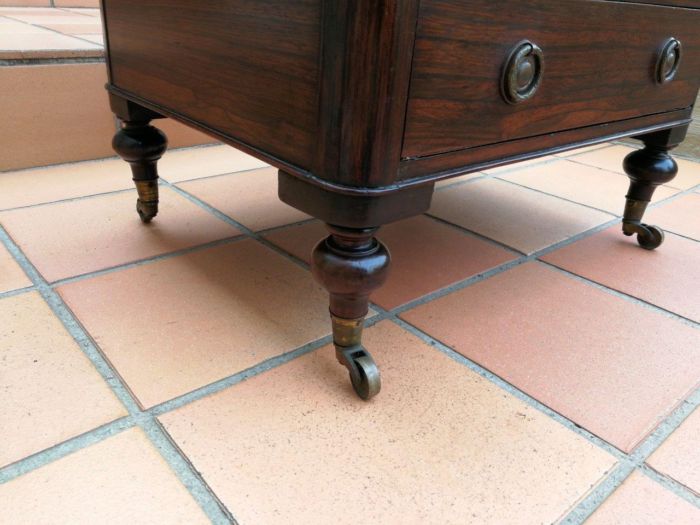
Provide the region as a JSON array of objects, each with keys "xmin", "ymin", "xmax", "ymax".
[
  {"xmin": 637, "ymin": 224, "xmax": 664, "ymax": 250},
  {"xmin": 336, "ymin": 345, "xmax": 381, "ymax": 400},
  {"xmin": 136, "ymin": 199, "xmax": 157, "ymax": 223},
  {"xmin": 350, "ymin": 355, "xmax": 381, "ymax": 400}
]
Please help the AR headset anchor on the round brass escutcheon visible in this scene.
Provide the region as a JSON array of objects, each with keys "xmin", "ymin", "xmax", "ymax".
[
  {"xmin": 501, "ymin": 40, "xmax": 544, "ymax": 104},
  {"xmin": 656, "ymin": 38, "xmax": 682, "ymax": 84}
]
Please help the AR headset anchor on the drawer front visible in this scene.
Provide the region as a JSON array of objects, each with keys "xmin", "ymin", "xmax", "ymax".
[{"xmin": 403, "ymin": 0, "xmax": 700, "ymax": 158}]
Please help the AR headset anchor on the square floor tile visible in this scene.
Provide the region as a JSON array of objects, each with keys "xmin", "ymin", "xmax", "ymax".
[
  {"xmin": 647, "ymin": 407, "xmax": 700, "ymax": 495},
  {"xmin": 0, "ymin": 292, "xmax": 125, "ymax": 467},
  {"xmin": 0, "ymin": 242, "xmax": 31, "ymax": 293},
  {"xmin": 58, "ymin": 240, "xmax": 331, "ymax": 408},
  {"xmin": 0, "ymin": 157, "xmax": 131, "ymax": 211},
  {"xmin": 265, "ymin": 216, "xmax": 517, "ymax": 310},
  {"xmin": 0, "ymin": 428, "xmax": 209, "ymax": 524},
  {"xmin": 543, "ymin": 226, "xmax": 700, "ymax": 323},
  {"xmin": 402, "ymin": 263, "xmax": 700, "ymax": 452},
  {"xmin": 178, "ymin": 167, "xmax": 309, "ymax": 231},
  {"xmin": 586, "ymin": 472, "xmax": 700, "ymax": 525},
  {"xmin": 0, "ymin": 186, "xmax": 240, "ymax": 282},
  {"xmin": 159, "ymin": 144, "xmax": 267, "ymax": 183},
  {"xmin": 572, "ymin": 145, "xmax": 700, "ymax": 190},
  {"xmin": 499, "ymin": 159, "xmax": 677, "ymax": 214},
  {"xmin": 160, "ymin": 321, "xmax": 614, "ymax": 525},
  {"xmin": 428, "ymin": 178, "xmax": 614, "ymax": 254},
  {"xmin": 645, "ymin": 193, "xmax": 700, "ymax": 242}
]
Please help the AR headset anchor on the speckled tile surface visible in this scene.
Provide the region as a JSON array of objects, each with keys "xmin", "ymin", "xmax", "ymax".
[
  {"xmin": 402, "ymin": 263, "xmax": 700, "ymax": 452},
  {"xmin": 585, "ymin": 472, "xmax": 700, "ymax": 525},
  {"xmin": 0, "ymin": 292, "xmax": 125, "ymax": 467},
  {"xmin": 1, "ymin": 138, "xmax": 698, "ymax": 523},
  {"xmin": 160, "ymin": 321, "xmax": 615, "ymax": 525},
  {"xmin": 0, "ymin": 428, "xmax": 209, "ymax": 525}
]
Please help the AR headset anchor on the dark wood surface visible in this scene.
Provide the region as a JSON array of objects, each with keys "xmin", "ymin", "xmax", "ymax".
[
  {"xmin": 103, "ymin": 0, "xmax": 699, "ymax": 399},
  {"xmin": 615, "ymin": 0, "xmax": 700, "ymax": 7},
  {"xmin": 102, "ymin": 0, "xmax": 700, "ymax": 194},
  {"xmin": 398, "ymin": 109, "xmax": 693, "ymax": 183},
  {"xmin": 404, "ymin": 0, "xmax": 700, "ymax": 158},
  {"xmin": 103, "ymin": 0, "xmax": 321, "ymax": 170},
  {"xmin": 315, "ymin": 0, "xmax": 420, "ymax": 188}
]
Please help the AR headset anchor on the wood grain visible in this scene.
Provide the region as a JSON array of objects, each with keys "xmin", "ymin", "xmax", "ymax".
[
  {"xmin": 403, "ymin": 0, "xmax": 700, "ymax": 158},
  {"xmin": 104, "ymin": 0, "xmax": 321, "ymax": 170}
]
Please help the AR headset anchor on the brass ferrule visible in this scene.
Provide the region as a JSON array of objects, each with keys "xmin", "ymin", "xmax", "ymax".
[
  {"xmin": 134, "ymin": 179, "xmax": 159, "ymax": 203},
  {"xmin": 622, "ymin": 197, "xmax": 649, "ymax": 225},
  {"xmin": 330, "ymin": 314, "xmax": 364, "ymax": 348}
]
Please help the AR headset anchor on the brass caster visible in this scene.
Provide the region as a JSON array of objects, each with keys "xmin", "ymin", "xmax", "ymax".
[
  {"xmin": 335, "ymin": 345, "xmax": 381, "ymax": 400},
  {"xmin": 136, "ymin": 199, "xmax": 158, "ymax": 223},
  {"xmin": 623, "ymin": 222, "xmax": 664, "ymax": 250}
]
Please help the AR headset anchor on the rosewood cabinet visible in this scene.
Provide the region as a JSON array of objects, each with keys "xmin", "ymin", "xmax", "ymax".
[{"xmin": 102, "ymin": 0, "xmax": 700, "ymax": 399}]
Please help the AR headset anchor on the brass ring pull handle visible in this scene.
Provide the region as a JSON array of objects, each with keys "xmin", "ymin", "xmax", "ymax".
[
  {"xmin": 501, "ymin": 40, "xmax": 544, "ymax": 104},
  {"xmin": 656, "ymin": 38, "xmax": 682, "ymax": 85}
]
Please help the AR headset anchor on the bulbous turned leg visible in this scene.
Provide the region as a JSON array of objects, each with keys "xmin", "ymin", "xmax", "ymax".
[
  {"xmin": 622, "ymin": 144, "xmax": 678, "ymax": 250},
  {"xmin": 112, "ymin": 120, "xmax": 168, "ymax": 223},
  {"xmin": 311, "ymin": 225, "xmax": 390, "ymax": 400}
]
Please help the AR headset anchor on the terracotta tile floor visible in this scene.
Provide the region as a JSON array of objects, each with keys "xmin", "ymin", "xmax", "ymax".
[{"xmin": 1, "ymin": 143, "xmax": 699, "ymax": 523}]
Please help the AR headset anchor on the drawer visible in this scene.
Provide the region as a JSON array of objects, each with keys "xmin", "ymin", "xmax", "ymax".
[{"xmin": 403, "ymin": 0, "xmax": 700, "ymax": 159}]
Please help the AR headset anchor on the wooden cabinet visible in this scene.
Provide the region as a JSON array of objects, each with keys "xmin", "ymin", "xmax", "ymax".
[{"xmin": 102, "ymin": 0, "xmax": 699, "ymax": 399}]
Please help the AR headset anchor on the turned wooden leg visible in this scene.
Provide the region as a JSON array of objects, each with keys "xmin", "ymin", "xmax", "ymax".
[
  {"xmin": 112, "ymin": 119, "xmax": 168, "ymax": 223},
  {"xmin": 622, "ymin": 127, "xmax": 686, "ymax": 250},
  {"xmin": 311, "ymin": 225, "xmax": 390, "ymax": 400}
]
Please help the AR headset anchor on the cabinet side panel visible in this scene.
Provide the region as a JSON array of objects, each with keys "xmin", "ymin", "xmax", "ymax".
[{"xmin": 104, "ymin": 0, "xmax": 321, "ymax": 170}]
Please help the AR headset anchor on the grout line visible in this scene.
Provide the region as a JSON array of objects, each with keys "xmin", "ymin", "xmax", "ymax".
[
  {"xmin": 640, "ymin": 464, "xmax": 700, "ymax": 507},
  {"xmin": 2, "ymin": 145, "xmax": 698, "ymax": 519},
  {"xmin": 56, "ymin": 7, "xmax": 99, "ymax": 19},
  {"xmin": 0, "ymin": 225, "xmax": 141, "ymax": 414},
  {"xmin": 148, "ymin": 335, "xmax": 334, "ymax": 417},
  {"xmin": 0, "ymin": 57, "xmax": 105, "ymax": 66},
  {"xmin": 161, "ymin": 180, "xmax": 316, "ymax": 274},
  {"xmin": 0, "ymin": 284, "xmax": 36, "ymax": 300},
  {"xmin": 538, "ymin": 260, "xmax": 699, "ymax": 328},
  {"xmin": 0, "ymin": 224, "xmax": 234, "ymax": 524},
  {"xmin": 431, "ymin": 172, "xmax": 491, "ymax": 192},
  {"xmin": 628, "ymin": 391, "xmax": 700, "ymax": 468},
  {"xmin": 424, "ymin": 212, "xmax": 525, "ymax": 255},
  {"xmin": 560, "ymin": 387, "xmax": 700, "ymax": 523},
  {"xmin": 50, "ymin": 234, "xmax": 246, "ymax": 287},
  {"xmin": 139, "ymin": 417, "xmax": 239, "ymax": 525},
  {"xmin": 558, "ymin": 463, "xmax": 636, "ymax": 525},
  {"xmin": 383, "ymin": 305, "xmax": 700, "ymax": 519},
  {"xmin": 0, "ymin": 12, "xmax": 105, "ymax": 49},
  {"xmin": 390, "ymin": 216, "xmax": 623, "ymax": 317},
  {"xmin": 0, "ymin": 187, "xmax": 135, "ymax": 213},
  {"xmin": 0, "ymin": 416, "xmax": 133, "ymax": 484},
  {"xmin": 162, "ymin": 164, "xmax": 270, "ymax": 185},
  {"xmin": 387, "ymin": 313, "xmax": 629, "ymax": 460},
  {"xmin": 495, "ymin": 176, "xmax": 622, "ymax": 217}
]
